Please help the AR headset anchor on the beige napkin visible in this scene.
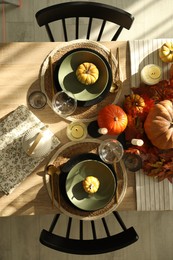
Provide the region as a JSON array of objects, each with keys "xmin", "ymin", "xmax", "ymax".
[
  {"xmin": 0, "ymin": 105, "xmax": 60, "ymax": 195},
  {"xmin": 129, "ymin": 39, "xmax": 173, "ymax": 211}
]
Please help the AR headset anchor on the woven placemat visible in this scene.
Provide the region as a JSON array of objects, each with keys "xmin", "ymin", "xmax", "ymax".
[
  {"xmin": 39, "ymin": 40, "xmax": 122, "ymax": 122},
  {"xmin": 45, "ymin": 139, "xmax": 127, "ymax": 220}
]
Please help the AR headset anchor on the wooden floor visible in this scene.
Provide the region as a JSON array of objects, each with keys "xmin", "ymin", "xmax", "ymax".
[{"xmin": 1, "ymin": 0, "xmax": 173, "ymax": 259}]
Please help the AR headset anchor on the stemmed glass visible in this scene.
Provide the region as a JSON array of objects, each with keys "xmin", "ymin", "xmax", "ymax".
[
  {"xmin": 52, "ymin": 91, "xmax": 77, "ymax": 118},
  {"xmin": 98, "ymin": 139, "xmax": 124, "ymax": 164}
]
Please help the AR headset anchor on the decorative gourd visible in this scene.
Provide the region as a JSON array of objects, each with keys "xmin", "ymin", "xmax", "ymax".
[
  {"xmin": 144, "ymin": 100, "xmax": 173, "ymax": 150},
  {"xmin": 82, "ymin": 176, "xmax": 100, "ymax": 194},
  {"xmin": 159, "ymin": 42, "xmax": 173, "ymax": 63},
  {"xmin": 124, "ymin": 94, "xmax": 145, "ymax": 115},
  {"xmin": 98, "ymin": 104, "xmax": 128, "ymax": 135},
  {"xmin": 76, "ymin": 62, "xmax": 99, "ymax": 85}
]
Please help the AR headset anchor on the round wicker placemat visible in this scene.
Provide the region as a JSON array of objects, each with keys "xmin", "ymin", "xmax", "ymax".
[
  {"xmin": 45, "ymin": 139, "xmax": 127, "ymax": 220},
  {"xmin": 39, "ymin": 40, "xmax": 123, "ymax": 122}
]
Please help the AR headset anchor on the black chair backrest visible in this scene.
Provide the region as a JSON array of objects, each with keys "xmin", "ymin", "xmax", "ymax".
[
  {"xmin": 39, "ymin": 211, "xmax": 139, "ymax": 255},
  {"xmin": 35, "ymin": 1, "xmax": 134, "ymax": 42}
]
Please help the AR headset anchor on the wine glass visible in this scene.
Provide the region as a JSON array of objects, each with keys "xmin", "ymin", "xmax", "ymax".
[
  {"xmin": 52, "ymin": 91, "xmax": 77, "ymax": 118},
  {"xmin": 98, "ymin": 139, "xmax": 124, "ymax": 164}
]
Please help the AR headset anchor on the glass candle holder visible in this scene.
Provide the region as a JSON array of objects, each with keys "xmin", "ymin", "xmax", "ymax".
[{"xmin": 66, "ymin": 121, "xmax": 87, "ymax": 141}]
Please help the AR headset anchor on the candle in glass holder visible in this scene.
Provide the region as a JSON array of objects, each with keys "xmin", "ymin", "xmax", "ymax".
[
  {"xmin": 66, "ymin": 121, "xmax": 87, "ymax": 141},
  {"xmin": 141, "ymin": 64, "xmax": 162, "ymax": 85}
]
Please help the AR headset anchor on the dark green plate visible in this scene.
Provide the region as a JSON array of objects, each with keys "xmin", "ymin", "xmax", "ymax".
[{"xmin": 65, "ymin": 159, "xmax": 116, "ymax": 211}]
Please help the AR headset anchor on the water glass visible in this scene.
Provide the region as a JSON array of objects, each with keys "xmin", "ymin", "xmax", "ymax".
[
  {"xmin": 98, "ymin": 139, "xmax": 124, "ymax": 164},
  {"xmin": 52, "ymin": 91, "xmax": 77, "ymax": 118}
]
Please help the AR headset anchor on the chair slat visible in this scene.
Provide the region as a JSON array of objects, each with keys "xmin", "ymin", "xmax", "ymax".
[
  {"xmin": 97, "ymin": 20, "xmax": 106, "ymax": 41},
  {"xmin": 49, "ymin": 214, "xmax": 60, "ymax": 232},
  {"xmin": 80, "ymin": 220, "xmax": 83, "ymax": 240},
  {"xmin": 45, "ymin": 24, "xmax": 55, "ymax": 42},
  {"xmin": 66, "ymin": 217, "xmax": 72, "ymax": 238},
  {"xmin": 62, "ymin": 19, "xmax": 68, "ymax": 41},
  {"xmin": 87, "ymin": 17, "xmax": 92, "ymax": 40},
  {"xmin": 102, "ymin": 217, "xmax": 110, "ymax": 237},
  {"xmin": 111, "ymin": 26, "xmax": 123, "ymax": 41},
  {"xmin": 113, "ymin": 211, "xmax": 127, "ymax": 230},
  {"xmin": 91, "ymin": 220, "xmax": 97, "ymax": 239},
  {"xmin": 76, "ymin": 17, "xmax": 79, "ymax": 39}
]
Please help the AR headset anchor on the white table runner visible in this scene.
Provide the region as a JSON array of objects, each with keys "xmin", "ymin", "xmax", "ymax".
[{"xmin": 129, "ymin": 39, "xmax": 173, "ymax": 210}]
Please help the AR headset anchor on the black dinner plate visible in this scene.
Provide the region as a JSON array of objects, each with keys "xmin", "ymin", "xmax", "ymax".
[
  {"xmin": 53, "ymin": 48, "xmax": 112, "ymax": 107},
  {"xmin": 59, "ymin": 153, "xmax": 117, "ymax": 211}
]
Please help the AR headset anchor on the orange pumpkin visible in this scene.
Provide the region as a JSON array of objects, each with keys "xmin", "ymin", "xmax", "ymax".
[
  {"xmin": 98, "ymin": 104, "xmax": 128, "ymax": 135},
  {"xmin": 144, "ymin": 100, "xmax": 173, "ymax": 150},
  {"xmin": 124, "ymin": 94, "xmax": 145, "ymax": 115}
]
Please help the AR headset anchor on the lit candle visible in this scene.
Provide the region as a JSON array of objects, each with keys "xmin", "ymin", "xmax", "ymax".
[
  {"xmin": 66, "ymin": 122, "xmax": 87, "ymax": 141},
  {"xmin": 141, "ymin": 64, "xmax": 162, "ymax": 85},
  {"xmin": 131, "ymin": 139, "xmax": 144, "ymax": 146}
]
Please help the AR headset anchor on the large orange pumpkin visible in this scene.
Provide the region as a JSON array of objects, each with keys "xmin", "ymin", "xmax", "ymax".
[
  {"xmin": 144, "ymin": 100, "xmax": 173, "ymax": 150},
  {"xmin": 97, "ymin": 104, "xmax": 128, "ymax": 135}
]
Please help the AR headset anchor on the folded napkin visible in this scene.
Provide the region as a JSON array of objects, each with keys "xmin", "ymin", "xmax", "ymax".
[
  {"xmin": 0, "ymin": 105, "xmax": 60, "ymax": 195},
  {"xmin": 129, "ymin": 39, "xmax": 173, "ymax": 211}
]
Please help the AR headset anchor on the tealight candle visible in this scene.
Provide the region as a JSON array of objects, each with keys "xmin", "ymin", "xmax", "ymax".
[
  {"xmin": 98, "ymin": 128, "xmax": 108, "ymax": 135},
  {"xmin": 66, "ymin": 121, "xmax": 87, "ymax": 141},
  {"xmin": 131, "ymin": 138, "xmax": 144, "ymax": 146},
  {"xmin": 141, "ymin": 64, "xmax": 162, "ymax": 85}
]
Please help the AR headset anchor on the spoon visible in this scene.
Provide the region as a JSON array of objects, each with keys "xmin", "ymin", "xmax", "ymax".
[{"xmin": 47, "ymin": 164, "xmax": 61, "ymax": 208}]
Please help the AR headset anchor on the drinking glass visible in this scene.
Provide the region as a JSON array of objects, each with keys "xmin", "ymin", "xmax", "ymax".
[
  {"xmin": 28, "ymin": 91, "xmax": 47, "ymax": 109},
  {"xmin": 98, "ymin": 139, "xmax": 124, "ymax": 164},
  {"xmin": 52, "ymin": 91, "xmax": 77, "ymax": 118}
]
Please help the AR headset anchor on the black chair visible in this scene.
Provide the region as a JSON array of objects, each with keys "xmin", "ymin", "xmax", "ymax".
[
  {"xmin": 39, "ymin": 211, "xmax": 139, "ymax": 255},
  {"xmin": 35, "ymin": 1, "xmax": 134, "ymax": 42}
]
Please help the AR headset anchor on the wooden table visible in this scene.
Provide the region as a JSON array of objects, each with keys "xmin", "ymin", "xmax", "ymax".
[{"xmin": 0, "ymin": 41, "xmax": 136, "ymax": 217}]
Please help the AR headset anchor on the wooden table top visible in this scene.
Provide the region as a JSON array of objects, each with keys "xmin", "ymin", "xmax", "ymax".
[{"xmin": 0, "ymin": 41, "xmax": 136, "ymax": 217}]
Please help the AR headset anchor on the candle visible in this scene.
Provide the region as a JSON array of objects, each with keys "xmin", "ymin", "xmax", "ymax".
[
  {"xmin": 131, "ymin": 138, "xmax": 144, "ymax": 146},
  {"xmin": 98, "ymin": 128, "xmax": 108, "ymax": 135},
  {"xmin": 141, "ymin": 64, "xmax": 162, "ymax": 85},
  {"xmin": 66, "ymin": 121, "xmax": 87, "ymax": 141}
]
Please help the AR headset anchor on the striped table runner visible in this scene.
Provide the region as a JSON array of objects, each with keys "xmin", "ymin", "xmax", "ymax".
[{"xmin": 129, "ymin": 39, "xmax": 173, "ymax": 211}]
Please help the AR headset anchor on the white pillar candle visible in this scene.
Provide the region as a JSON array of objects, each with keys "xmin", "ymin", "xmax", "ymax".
[
  {"xmin": 131, "ymin": 138, "xmax": 144, "ymax": 146},
  {"xmin": 141, "ymin": 64, "xmax": 162, "ymax": 85}
]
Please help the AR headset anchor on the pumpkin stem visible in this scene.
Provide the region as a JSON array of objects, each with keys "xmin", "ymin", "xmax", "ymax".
[{"xmin": 114, "ymin": 116, "xmax": 118, "ymax": 121}]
